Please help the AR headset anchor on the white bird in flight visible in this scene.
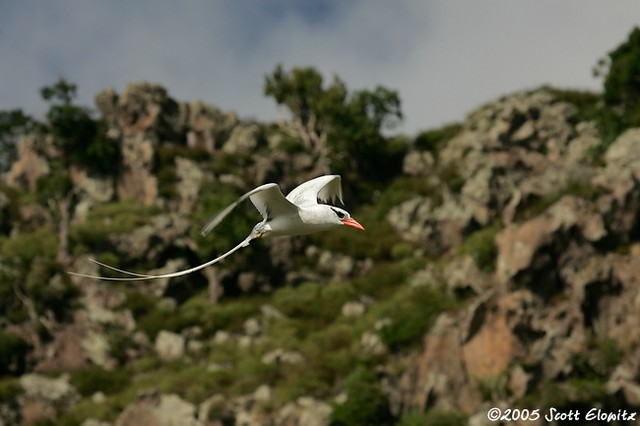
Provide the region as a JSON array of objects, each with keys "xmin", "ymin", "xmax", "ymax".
[{"xmin": 69, "ymin": 175, "xmax": 364, "ymax": 281}]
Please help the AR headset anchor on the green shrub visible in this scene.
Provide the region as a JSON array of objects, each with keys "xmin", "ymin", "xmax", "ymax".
[
  {"xmin": 377, "ymin": 283, "xmax": 454, "ymax": 350},
  {"xmin": 439, "ymin": 161, "xmax": 466, "ymax": 193},
  {"xmin": 180, "ymin": 294, "xmax": 261, "ymax": 336},
  {"xmin": 330, "ymin": 366, "xmax": 394, "ymax": 426},
  {"xmin": 191, "ymin": 183, "xmax": 258, "ymax": 259},
  {"xmin": 107, "ymin": 327, "xmax": 137, "ymax": 365},
  {"xmin": 414, "ymin": 122, "xmax": 462, "ymax": 156},
  {"xmin": 70, "ymin": 201, "xmax": 160, "ymax": 251},
  {"xmin": 603, "ymin": 27, "xmax": 640, "ymax": 129},
  {"xmin": 0, "ymin": 184, "xmax": 21, "ymax": 233},
  {"xmin": 70, "ymin": 367, "xmax": 130, "ymax": 396},
  {"xmin": 0, "ymin": 226, "xmax": 58, "ymax": 265},
  {"xmin": 0, "ymin": 265, "xmax": 27, "ymax": 322},
  {"xmin": 135, "ymin": 305, "xmax": 182, "ymax": 340},
  {"xmin": 458, "ymin": 223, "xmax": 500, "ymax": 273},
  {"xmin": 0, "ymin": 332, "xmax": 32, "ymax": 375},
  {"xmin": 271, "ymin": 282, "xmax": 354, "ymax": 326},
  {"xmin": 0, "ymin": 378, "xmax": 22, "ymax": 402},
  {"xmin": 25, "ymin": 260, "xmax": 80, "ymax": 321},
  {"xmin": 398, "ymin": 409, "xmax": 466, "ymax": 426},
  {"xmin": 351, "ymin": 259, "xmax": 423, "ymax": 302},
  {"xmin": 134, "ymin": 292, "xmax": 261, "ymax": 340},
  {"xmin": 570, "ymin": 338, "xmax": 622, "ymax": 380}
]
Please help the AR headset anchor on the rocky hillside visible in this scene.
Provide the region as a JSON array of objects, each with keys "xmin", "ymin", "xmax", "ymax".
[{"xmin": 1, "ymin": 81, "xmax": 640, "ymax": 426}]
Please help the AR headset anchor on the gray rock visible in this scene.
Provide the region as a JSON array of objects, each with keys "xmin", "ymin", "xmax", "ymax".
[
  {"xmin": 154, "ymin": 330, "xmax": 185, "ymax": 361},
  {"xmin": 243, "ymin": 318, "xmax": 262, "ymax": 337},
  {"xmin": 222, "ymin": 123, "xmax": 261, "ymax": 156},
  {"xmin": 402, "ymin": 150, "xmax": 435, "ymax": 176},
  {"xmin": 115, "ymin": 393, "xmax": 198, "ymax": 426},
  {"xmin": 276, "ymin": 397, "xmax": 332, "ymax": 426},
  {"xmin": 604, "ymin": 128, "xmax": 640, "ymax": 170},
  {"xmin": 185, "ymin": 100, "xmax": 237, "ymax": 152},
  {"xmin": 3, "ymin": 135, "xmax": 51, "ymax": 192},
  {"xmin": 20, "ymin": 374, "xmax": 79, "ymax": 404},
  {"xmin": 174, "ymin": 157, "xmax": 204, "ymax": 213},
  {"xmin": 341, "ymin": 301, "xmax": 366, "ymax": 318},
  {"xmin": 361, "ymin": 331, "xmax": 387, "ymax": 356}
]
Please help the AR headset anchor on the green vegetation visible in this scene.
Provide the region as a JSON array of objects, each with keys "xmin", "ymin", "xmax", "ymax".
[
  {"xmin": 189, "ymin": 182, "xmax": 259, "ymax": 260},
  {"xmin": 0, "ymin": 332, "xmax": 31, "ymax": 375},
  {"xmin": 398, "ymin": 409, "xmax": 466, "ymax": 426},
  {"xmin": 134, "ymin": 291, "xmax": 262, "ymax": 339},
  {"xmin": 377, "ymin": 283, "xmax": 454, "ymax": 350},
  {"xmin": 264, "ymin": 65, "xmax": 405, "ymax": 197},
  {"xmin": 569, "ymin": 338, "xmax": 623, "ymax": 381},
  {"xmin": 25, "ymin": 260, "xmax": 79, "ymax": 320},
  {"xmin": 70, "ymin": 366, "xmax": 131, "ymax": 397},
  {"xmin": 70, "ymin": 201, "xmax": 161, "ymax": 253},
  {"xmin": 154, "ymin": 143, "xmax": 211, "ymax": 199},
  {"xmin": 513, "ymin": 178, "xmax": 605, "ymax": 223},
  {"xmin": 330, "ymin": 366, "xmax": 394, "ymax": 425},
  {"xmin": 517, "ymin": 339, "xmax": 624, "ymax": 414},
  {"xmin": 40, "ymin": 79, "xmax": 120, "ymax": 175},
  {"xmin": 0, "ymin": 225, "xmax": 58, "ymax": 266},
  {"xmin": 603, "ymin": 26, "xmax": 640, "ymax": 130},
  {"xmin": 0, "ymin": 378, "xmax": 22, "ymax": 403},
  {"xmin": 414, "ymin": 122, "xmax": 462, "ymax": 157},
  {"xmin": 458, "ymin": 223, "xmax": 500, "ymax": 272},
  {"xmin": 2, "ymin": 26, "xmax": 640, "ymax": 425}
]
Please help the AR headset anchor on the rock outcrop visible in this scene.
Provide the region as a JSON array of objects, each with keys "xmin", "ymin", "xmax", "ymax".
[
  {"xmin": 2, "ymin": 84, "xmax": 640, "ymax": 425},
  {"xmin": 388, "ymin": 90, "xmax": 640, "ymax": 419}
]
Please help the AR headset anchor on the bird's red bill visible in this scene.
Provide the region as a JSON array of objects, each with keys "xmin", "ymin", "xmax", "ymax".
[{"xmin": 341, "ymin": 217, "xmax": 365, "ymax": 231}]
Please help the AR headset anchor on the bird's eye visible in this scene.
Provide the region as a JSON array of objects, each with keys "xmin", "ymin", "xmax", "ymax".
[{"xmin": 332, "ymin": 208, "xmax": 346, "ymax": 219}]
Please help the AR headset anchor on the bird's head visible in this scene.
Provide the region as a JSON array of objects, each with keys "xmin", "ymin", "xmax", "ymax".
[{"xmin": 330, "ymin": 207, "xmax": 365, "ymax": 231}]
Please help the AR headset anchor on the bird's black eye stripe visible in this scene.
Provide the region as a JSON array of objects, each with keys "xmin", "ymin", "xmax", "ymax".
[{"xmin": 331, "ymin": 208, "xmax": 346, "ymax": 219}]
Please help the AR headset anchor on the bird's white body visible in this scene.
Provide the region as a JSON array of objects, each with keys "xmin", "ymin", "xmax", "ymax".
[
  {"xmin": 265, "ymin": 205, "xmax": 340, "ymax": 237},
  {"xmin": 69, "ymin": 175, "xmax": 364, "ymax": 281}
]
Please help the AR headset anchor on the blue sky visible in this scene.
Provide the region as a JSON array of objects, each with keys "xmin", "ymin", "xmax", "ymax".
[{"xmin": 1, "ymin": 1, "xmax": 638, "ymax": 135}]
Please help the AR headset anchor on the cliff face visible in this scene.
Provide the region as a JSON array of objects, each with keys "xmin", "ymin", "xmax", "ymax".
[
  {"xmin": 1, "ymin": 84, "xmax": 639, "ymax": 425},
  {"xmin": 390, "ymin": 92, "xmax": 640, "ymax": 420}
]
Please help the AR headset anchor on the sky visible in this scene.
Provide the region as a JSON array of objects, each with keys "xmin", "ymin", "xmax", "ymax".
[{"xmin": 1, "ymin": 1, "xmax": 638, "ymax": 136}]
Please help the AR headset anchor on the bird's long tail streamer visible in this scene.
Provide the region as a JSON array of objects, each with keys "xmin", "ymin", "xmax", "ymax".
[{"xmin": 67, "ymin": 235, "xmax": 254, "ymax": 281}]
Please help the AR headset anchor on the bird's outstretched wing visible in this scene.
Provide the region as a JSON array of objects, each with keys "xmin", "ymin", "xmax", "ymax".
[
  {"xmin": 285, "ymin": 175, "xmax": 343, "ymax": 208},
  {"xmin": 201, "ymin": 183, "xmax": 297, "ymax": 237},
  {"xmin": 67, "ymin": 233, "xmax": 256, "ymax": 281}
]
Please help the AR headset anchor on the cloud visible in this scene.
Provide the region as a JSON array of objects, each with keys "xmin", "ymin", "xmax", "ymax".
[{"xmin": 1, "ymin": 1, "xmax": 638, "ymax": 134}]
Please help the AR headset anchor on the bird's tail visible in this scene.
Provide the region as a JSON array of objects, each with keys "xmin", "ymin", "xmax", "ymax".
[{"xmin": 67, "ymin": 232, "xmax": 258, "ymax": 282}]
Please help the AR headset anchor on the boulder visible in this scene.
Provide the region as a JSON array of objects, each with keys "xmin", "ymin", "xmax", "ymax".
[
  {"xmin": 185, "ymin": 100, "xmax": 237, "ymax": 152},
  {"xmin": 407, "ymin": 313, "xmax": 481, "ymax": 413},
  {"xmin": 19, "ymin": 374, "xmax": 79, "ymax": 424},
  {"xmin": 174, "ymin": 157, "xmax": 205, "ymax": 213},
  {"xmin": 154, "ymin": 331, "xmax": 185, "ymax": 362},
  {"xmin": 115, "ymin": 393, "xmax": 198, "ymax": 426},
  {"xmin": 222, "ymin": 123, "xmax": 261, "ymax": 156},
  {"xmin": 3, "ymin": 135, "xmax": 50, "ymax": 192},
  {"xmin": 276, "ymin": 397, "xmax": 332, "ymax": 426},
  {"xmin": 495, "ymin": 195, "xmax": 606, "ymax": 296}
]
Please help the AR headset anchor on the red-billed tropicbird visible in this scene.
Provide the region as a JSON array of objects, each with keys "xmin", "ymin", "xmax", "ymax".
[{"xmin": 69, "ymin": 175, "xmax": 364, "ymax": 281}]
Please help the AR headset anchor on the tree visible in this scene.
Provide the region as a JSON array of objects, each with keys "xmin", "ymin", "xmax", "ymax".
[
  {"xmin": 264, "ymin": 65, "xmax": 404, "ymax": 187},
  {"xmin": 603, "ymin": 26, "xmax": 640, "ymax": 128},
  {"xmin": 265, "ymin": 65, "xmax": 347, "ymax": 172},
  {"xmin": 36, "ymin": 78, "xmax": 118, "ymax": 262}
]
